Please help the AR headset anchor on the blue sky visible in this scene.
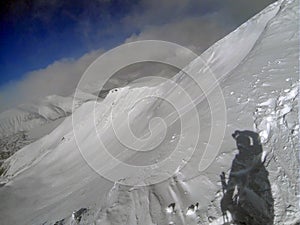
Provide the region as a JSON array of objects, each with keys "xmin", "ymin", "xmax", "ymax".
[
  {"xmin": 0, "ymin": 0, "xmax": 139, "ymax": 86},
  {"xmin": 0, "ymin": 0, "xmax": 275, "ymax": 111}
]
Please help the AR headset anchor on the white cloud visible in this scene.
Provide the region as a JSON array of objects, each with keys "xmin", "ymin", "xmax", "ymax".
[{"xmin": 0, "ymin": 49, "xmax": 104, "ymax": 112}]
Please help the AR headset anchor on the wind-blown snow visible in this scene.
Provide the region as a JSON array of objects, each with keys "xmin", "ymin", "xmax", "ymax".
[{"xmin": 0, "ymin": 0, "xmax": 298, "ymax": 224}]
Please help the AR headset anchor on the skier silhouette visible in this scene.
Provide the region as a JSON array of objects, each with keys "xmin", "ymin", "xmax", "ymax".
[{"xmin": 220, "ymin": 130, "xmax": 274, "ymax": 225}]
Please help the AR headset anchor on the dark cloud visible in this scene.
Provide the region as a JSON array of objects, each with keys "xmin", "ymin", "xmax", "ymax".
[
  {"xmin": 225, "ymin": 0, "xmax": 277, "ymax": 24},
  {"xmin": 126, "ymin": 15, "xmax": 228, "ymax": 53},
  {"xmin": 123, "ymin": 0, "xmax": 276, "ymax": 52},
  {"xmin": 122, "ymin": 0, "xmax": 276, "ymax": 29},
  {"xmin": 114, "ymin": 0, "xmax": 275, "ymax": 50}
]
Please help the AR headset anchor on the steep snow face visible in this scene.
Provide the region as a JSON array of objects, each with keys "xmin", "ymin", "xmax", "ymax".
[
  {"xmin": 212, "ymin": 0, "xmax": 299, "ymax": 223},
  {"xmin": 0, "ymin": 0, "xmax": 298, "ymax": 225}
]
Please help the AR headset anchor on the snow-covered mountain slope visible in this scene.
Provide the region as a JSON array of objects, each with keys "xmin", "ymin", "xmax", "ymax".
[
  {"xmin": 0, "ymin": 0, "xmax": 298, "ymax": 224},
  {"xmin": 0, "ymin": 92, "xmax": 95, "ymax": 166},
  {"xmin": 0, "ymin": 92, "xmax": 95, "ymax": 138}
]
